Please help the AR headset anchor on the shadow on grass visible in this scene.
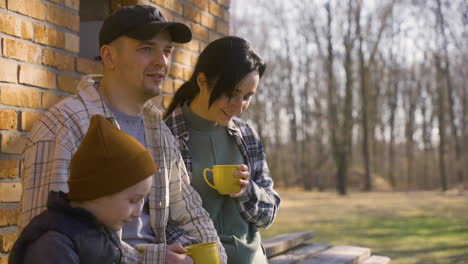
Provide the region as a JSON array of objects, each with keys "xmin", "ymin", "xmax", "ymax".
[
  {"xmin": 383, "ymin": 244, "xmax": 468, "ymax": 256},
  {"xmin": 302, "ymin": 215, "xmax": 468, "ymax": 263}
]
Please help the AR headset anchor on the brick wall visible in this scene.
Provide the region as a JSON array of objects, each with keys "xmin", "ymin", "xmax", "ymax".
[{"xmin": 0, "ymin": 0, "xmax": 230, "ymax": 261}]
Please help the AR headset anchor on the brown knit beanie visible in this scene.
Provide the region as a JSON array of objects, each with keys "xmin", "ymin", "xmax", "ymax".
[{"xmin": 68, "ymin": 115, "xmax": 156, "ymax": 201}]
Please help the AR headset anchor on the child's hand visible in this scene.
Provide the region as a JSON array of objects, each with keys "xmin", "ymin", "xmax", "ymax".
[{"xmin": 230, "ymin": 164, "xmax": 250, "ymax": 198}]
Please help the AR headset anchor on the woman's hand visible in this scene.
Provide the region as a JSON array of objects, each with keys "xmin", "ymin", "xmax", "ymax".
[{"xmin": 230, "ymin": 164, "xmax": 250, "ymax": 198}]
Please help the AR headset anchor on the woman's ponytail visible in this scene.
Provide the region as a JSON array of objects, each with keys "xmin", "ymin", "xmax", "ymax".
[{"xmin": 164, "ymin": 79, "xmax": 199, "ymax": 118}]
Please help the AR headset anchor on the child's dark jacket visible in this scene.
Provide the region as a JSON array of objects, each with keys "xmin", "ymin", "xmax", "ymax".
[{"xmin": 9, "ymin": 191, "xmax": 122, "ymax": 264}]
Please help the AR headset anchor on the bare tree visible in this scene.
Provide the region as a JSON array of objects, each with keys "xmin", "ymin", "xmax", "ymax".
[
  {"xmin": 435, "ymin": 0, "xmax": 465, "ymax": 188},
  {"xmin": 356, "ymin": 0, "xmax": 394, "ymax": 191},
  {"xmin": 231, "ymin": 0, "xmax": 466, "ymax": 191},
  {"xmin": 403, "ymin": 71, "xmax": 418, "ymax": 190}
]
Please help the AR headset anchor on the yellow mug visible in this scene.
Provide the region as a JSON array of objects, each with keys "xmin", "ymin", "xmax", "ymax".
[
  {"xmin": 203, "ymin": 165, "xmax": 241, "ymax": 195},
  {"xmin": 184, "ymin": 242, "xmax": 219, "ymax": 264}
]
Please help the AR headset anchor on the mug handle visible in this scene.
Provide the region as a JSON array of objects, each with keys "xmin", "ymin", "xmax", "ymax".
[{"xmin": 203, "ymin": 168, "xmax": 216, "ymax": 190}]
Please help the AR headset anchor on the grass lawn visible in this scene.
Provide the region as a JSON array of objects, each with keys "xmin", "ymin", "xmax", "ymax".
[{"xmin": 260, "ymin": 190, "xmax": 468, "ymax": 264}]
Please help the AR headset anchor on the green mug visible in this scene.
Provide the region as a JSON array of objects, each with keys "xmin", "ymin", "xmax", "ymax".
[
  {"xmin": 203, "ymin": 165, "xmax": 241, "ymax": 195},
  {"xmin": 184, "ymin": 242, "xmax": 219, "ymax": 264}
]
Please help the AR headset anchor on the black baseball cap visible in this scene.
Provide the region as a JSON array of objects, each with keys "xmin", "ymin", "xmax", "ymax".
[{"xmin": 99, "ymin": 4, "xmax": 192, "ymax": 47}]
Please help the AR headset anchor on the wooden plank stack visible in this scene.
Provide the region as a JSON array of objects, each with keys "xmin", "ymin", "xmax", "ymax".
[{"xmin": 264, "ymin": 230, "xmax": 391, "ymax": 264}]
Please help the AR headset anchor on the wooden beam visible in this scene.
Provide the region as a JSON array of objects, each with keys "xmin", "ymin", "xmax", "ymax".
[
  {"xmin": 298, "ymin": 245, "xmax": 371, "ymax": 264},
  {"xmin": 268, "ymin": 243, "xmax": 330, "ymax": 264},
  {"xmin": 264, "ymin": 230, "xmax": 315, "ymax": 258},
  {"xmin": 361, "ymin": 255, "xmax": 391, "ymax": 264}
]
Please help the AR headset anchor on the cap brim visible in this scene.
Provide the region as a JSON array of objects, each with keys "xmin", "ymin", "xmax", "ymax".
[{"xmin": 126, "ymin": 22, "xmax": 192, "ymax": 43}]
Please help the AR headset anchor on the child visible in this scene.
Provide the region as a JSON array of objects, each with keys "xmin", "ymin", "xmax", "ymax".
[{"xmin": 9, "ymin": 115, "xmax": 157, "ymax": 264}]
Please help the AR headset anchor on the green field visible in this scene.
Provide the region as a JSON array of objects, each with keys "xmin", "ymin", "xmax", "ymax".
[{"xmin": 261, "ymin": 190, "xmax": 468, "ymax": 264}]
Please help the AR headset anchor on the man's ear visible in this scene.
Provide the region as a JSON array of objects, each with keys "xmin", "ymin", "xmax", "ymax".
[{"xmin": 100, "ymin": 45, "xmax": 115, "ymax": 69}]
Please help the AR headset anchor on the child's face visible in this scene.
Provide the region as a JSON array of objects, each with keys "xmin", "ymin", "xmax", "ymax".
[{"xmin": 87, "ymin": 176, "xmax": 153, "ymax": 231}]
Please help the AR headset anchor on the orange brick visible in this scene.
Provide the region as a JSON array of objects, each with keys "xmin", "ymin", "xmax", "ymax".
[
  {"xmin": 201, "ymin": 13, "xmax": 216, "ymax": 30},
  {"xmin": 183, "ymin": 4, "xmax": 201, "ymax": 23},
  {"xmin": 216, "ymin": 20, "xmax": 229, "ymax": 35},
  {"xmin": 199, "ymin": 41, "xmax": 207, "ymax": 51},
  {"xmin": 3, "ymin": 38, "xmax": 42, "ymax": 64},
  {"xmin": 163, "ymin": 78, "xmax": 174, "ymax": 94},
  {"xmin": 64, "ymin": 32, "xmax": 80, "ymax": 53},
  {"xmin": 0, "ymin": 86, "xmax": 41, "ymax": 109},
  {"xmin": 167, "ymin": 0, "xmax": 183, "ymax": 14},
  {"xmin": 34, "ymin": 25, "xmax": 64, "ymax": 49},
  {"xmin": 19, "ymin": 65, "xmax": 56, "ymax": 90},
  {"xmin": 43, "ymin": 49, "xmax": 75, "ymax": 72},
  {"xmin": 150, "ymin": 0, "xmax": 165, "ymax": 7},
  {"xmin": 111, "ymin": 0, "xmax": 140, "ymax": 12},
  {"xmin": 8, "ymin": 0, "xmax": 46, "ymax": 20},
  {"xmin": 160, "ymin": 8, "xmax": 174, "ymax": 21},
  {"xmin": 217, "ymin": 0, "xmax": 230, "ymax": 8},
  {"xmin": 182, "ymin": 39, "xmax": 200, "ymax": 53},
  {"xmin": 0, "ymin": 110, "xmax": 17, "ymax": 130},
  {"xmin": 0, "ymin": 230, "xmax": 19, "ymax": 252},
  {"xmin": 174, "ymin": 79, "xmax": 184, "ymax": 91},
  {"xmin": 0, "ymin": 256, "xmax": 7, "ymax": 264},
  {"xmin": 76, "ymin": 57, "xmax": 103, "ymax": 75},
  {"xmin": 64, "ymin": 0, "xmax": 80, "ymax": 10},
  {"xmin": 163, "ymin": 94, "xmax": 173, "ymax": 109},
  {"xmin": 209, "ymin": 31, "xmax": 222, "ymax": 43},
  {"xmin": 21, "ymin": 111, "xmax": 42, "ymax": 131},
  {"xmin": 209, "ymin": 1, "xmax": 222, "ymax": 18},
  {"xmin": 0, "ymin": 160, "xmax": 19, "ymax": 179},
  {"xmin": 190, "ymin": 54, "xmax": 198, "ymax": 67},
  {"xmin": 48, "ymin": 0, "xmax": 62, "ymax": 3},
  {"xmin": 47, "ymin": 4, "xmax": 80, "ymax": 32},
  {"xmin": 193, "ymin": 0, "xmax": 209, "ymax": 10},
  {"xmin": 0, "ymin": 60, "xmax": 18, "ymax": 84},
  {"xmin": 170, "ymin": 63, "xmax": 185, "ymax": 79},
  {"xmin": 191, "ymin": 24, "xmax": 209, "ymax": 42},
  {"xmin": 0, "ymin": 0, "xmax": 5, "ymax": 8},
  {"xmin": 173, "ymin": 50, "xmax": 192, "ymax": 66},
  {"xmin": 0, "ymin": 134, "xmax": 26, "ymax": 154},
  {"xmin": 42, "ymin": 92, "xmax": 65, "ymax": 109},
  {"xmin": 58, "ymin": 74, "xmax": 79, "ymax": 94},
  {"xmin": 0, "ymin": 13, "xmax": 34, "ymax": 40},
  {"xmin": 0, "ymin": 207, "xmax": 19, "ymax": 226},
  {"xmin": 183, "ymin": 68, "xmax": 194, "ymax": 80}
]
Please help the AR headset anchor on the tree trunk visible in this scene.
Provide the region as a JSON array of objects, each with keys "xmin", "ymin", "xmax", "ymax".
[
  {"xmin": 355, "ymin": 0, "xmax": 372, "ymax": 191},
  {"xmin": 404, "ymin": 78, "xmax": 418, "ymax": 190},
  {"xmin": 435, "ymin": 54, "xmax": 448, "ymax": 191},
  {"xmin": 435, "ymin": 0, "xmax": 464, "ymax": 188},
  {"xmin": 388, "ymin": 80, "xmax": 398, "ymax": 188}
]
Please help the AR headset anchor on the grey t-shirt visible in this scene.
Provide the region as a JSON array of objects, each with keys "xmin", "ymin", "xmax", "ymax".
[{"xmin": 106, "ymin": 103, "xmax": 156, "ymax": 246}]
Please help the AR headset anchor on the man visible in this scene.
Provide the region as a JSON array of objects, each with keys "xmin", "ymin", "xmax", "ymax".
[{"xmin": 19, "ymin": 4, "xmax": 226, "ymax": 264}]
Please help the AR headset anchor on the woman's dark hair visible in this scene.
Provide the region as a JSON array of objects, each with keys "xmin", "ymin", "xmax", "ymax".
[{"xmin": 164, "ymin": 36, "xmax": 266, "ymax": 118}]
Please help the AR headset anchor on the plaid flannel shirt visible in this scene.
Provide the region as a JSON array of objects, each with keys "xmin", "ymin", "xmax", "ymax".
[
  {"xmin": 164, "ymin": 106, "xmax": 281, "ymax": 233},
  {"xmin": 19, "ymin": 75, "xmax": 227, "ymax": 264}
]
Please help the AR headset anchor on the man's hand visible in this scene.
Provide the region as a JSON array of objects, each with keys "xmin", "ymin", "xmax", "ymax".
[{"xmin": 166, "ymin": 243, "xmax": 193, "ymax": 264}]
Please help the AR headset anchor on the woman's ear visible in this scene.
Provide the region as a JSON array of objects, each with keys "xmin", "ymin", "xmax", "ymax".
[
  {"xmin": 196, "ymin": 72, "xmax": 209, "ymax": 93},
  {"xmin": 100, "ymin": 45, "xmax": 115, "ymax": 69}
]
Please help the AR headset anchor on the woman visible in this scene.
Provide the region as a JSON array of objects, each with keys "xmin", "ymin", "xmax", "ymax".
[{"xmin": 164, "ymin": 36, "xmax": 280, "ymax": 263}]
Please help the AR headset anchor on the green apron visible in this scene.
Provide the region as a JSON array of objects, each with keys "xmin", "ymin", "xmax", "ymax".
[{"xmin": 185, "ymin": 105, "xmax": 267, "ymax": 264}]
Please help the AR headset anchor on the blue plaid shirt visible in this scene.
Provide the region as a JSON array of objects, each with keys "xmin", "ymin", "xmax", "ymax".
[{"xmin": 164, "ymin": 106, "xmax": 281, "ymax": 243}]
